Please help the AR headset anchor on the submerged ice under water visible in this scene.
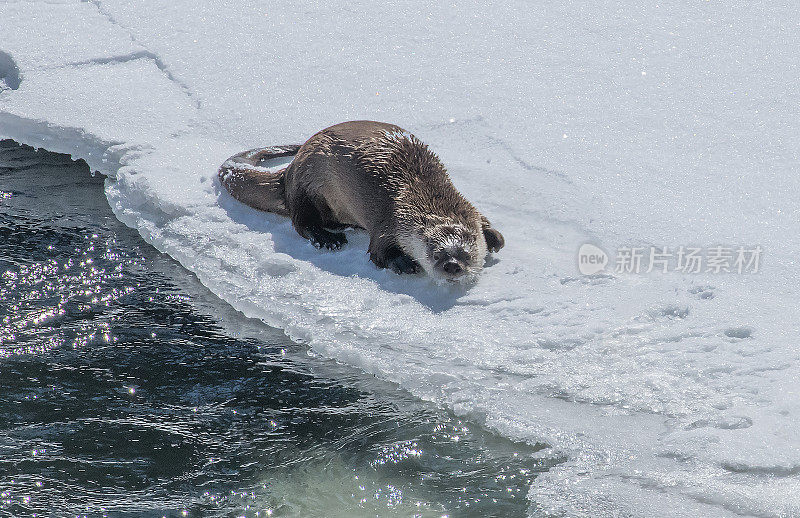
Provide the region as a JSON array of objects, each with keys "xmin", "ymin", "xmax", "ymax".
[{"xmin": 0, "ymin": 141, "xmax": 552, "ymax": 517}]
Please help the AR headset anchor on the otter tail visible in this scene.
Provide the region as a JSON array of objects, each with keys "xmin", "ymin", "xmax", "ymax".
[{"xmin": 218, "ymin": 145, "xmax": 301, "ymax": 217}]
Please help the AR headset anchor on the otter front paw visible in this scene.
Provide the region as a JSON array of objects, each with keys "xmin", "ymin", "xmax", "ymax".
[
  {"xmin": 371, "ymin": 246, "xmax": 421, "ymax": 274},
  {"xmin": 387, "ymin": 253, "xmax": 421, "ymax": 274},
  {"xmin": 483, "ymin": 227, "xmax": 505, "ymax": 253}
]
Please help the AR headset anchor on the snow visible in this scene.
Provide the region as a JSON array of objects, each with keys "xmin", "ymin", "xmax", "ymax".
[{"xmin": 2, "ymin": 0, "xmax": 800, "ymax": 516}]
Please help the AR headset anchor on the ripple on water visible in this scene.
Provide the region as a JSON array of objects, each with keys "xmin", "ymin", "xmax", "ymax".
[{"xmin": 0, "ymin": 141, "xmax": 556, "ymax": 517}]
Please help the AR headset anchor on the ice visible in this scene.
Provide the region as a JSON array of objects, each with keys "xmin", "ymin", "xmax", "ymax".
[
  {"xmin": 0, "ymin": 50, "xmax": 20, "ymax": 91},
  {"xmin": 2, "ymin": 1, "xmax": 800, "ymax": 516}
]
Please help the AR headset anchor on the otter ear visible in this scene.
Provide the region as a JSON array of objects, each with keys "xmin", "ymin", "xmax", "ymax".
[{"xmin": 483, "ymin": 227, "xmax": 504, "ymax": 253}]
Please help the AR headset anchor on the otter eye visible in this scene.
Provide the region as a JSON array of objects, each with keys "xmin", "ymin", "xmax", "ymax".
[{"xmin": 433, "ymin": 252, "xmax": 442, "ymax": 261}]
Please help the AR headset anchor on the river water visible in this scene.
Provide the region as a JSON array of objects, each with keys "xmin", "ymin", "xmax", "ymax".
[{"xmin": 0, "ymin": 140, "xmax": 553, "ymax": 517}]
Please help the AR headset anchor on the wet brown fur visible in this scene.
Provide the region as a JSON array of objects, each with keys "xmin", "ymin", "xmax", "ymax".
[{"xmin": 218, "ymin": 120, "xmax": 504, "ymax": 275}]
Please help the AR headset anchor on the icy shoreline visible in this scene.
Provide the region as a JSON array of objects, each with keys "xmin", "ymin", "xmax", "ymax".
[{"xmin": 3, "ymin": 1, "xmax": 800, "ymax": 516}]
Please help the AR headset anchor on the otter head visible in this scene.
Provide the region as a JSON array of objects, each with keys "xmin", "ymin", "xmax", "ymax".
[{"xmin": 416, "ymin": 222, "xmax": 487, "ymax": 283}]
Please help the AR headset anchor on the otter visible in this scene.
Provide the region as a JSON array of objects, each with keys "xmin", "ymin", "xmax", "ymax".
[{"xmin": 218, "ymin": 120, "xmax": 504, "ymax": 282}]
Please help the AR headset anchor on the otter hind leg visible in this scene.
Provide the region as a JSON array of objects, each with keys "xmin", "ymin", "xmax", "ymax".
[
  {"xmin": 291, "ymin": 191, "xmax": 347, "ymax": 250},
  {"xmin": 308, "ymin": 228, "xmax": 347, "ymax": 250}
]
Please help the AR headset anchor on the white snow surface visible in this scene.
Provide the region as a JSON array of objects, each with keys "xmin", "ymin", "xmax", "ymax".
[{"xmin": 2, "ymin": 1, "xmax": 800, "ymax": 516}]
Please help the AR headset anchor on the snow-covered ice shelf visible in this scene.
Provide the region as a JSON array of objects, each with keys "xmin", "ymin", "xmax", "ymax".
[{"xmin": 2, "ymin": 1, "xmax": 800, "ymax": 516}]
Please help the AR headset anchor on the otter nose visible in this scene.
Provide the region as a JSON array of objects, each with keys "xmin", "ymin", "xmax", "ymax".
[{"xmin": 442, "ymin": 259, "xmax": 463, "ymax": 275}]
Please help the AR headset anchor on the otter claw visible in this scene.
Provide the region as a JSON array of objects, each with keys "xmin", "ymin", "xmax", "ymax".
[
  {"xmin": 388, "ymin": 253, "xmax": 421, "ymax": 274},
  {"xmin": 309, "ymin": 229, "xmax": 347, "ymax": 250}
]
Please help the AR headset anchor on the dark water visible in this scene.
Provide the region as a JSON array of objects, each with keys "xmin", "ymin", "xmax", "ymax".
[{"xmin": 0, "ymin": 141, "xmax": 552, "ymax": 517}]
